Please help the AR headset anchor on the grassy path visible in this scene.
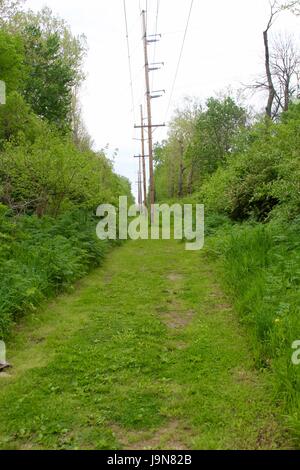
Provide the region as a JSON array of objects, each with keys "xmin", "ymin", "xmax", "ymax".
[{"xmin": 0, "ymin": 239, "xmax": 287, "ymax": 450}]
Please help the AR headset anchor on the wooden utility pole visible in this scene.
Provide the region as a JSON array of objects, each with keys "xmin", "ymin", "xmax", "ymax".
[
  {"xmin": 142, "ymin": 9, "xmax": 155, "ymax": 221},
  {"xmin": 137, "ymin": 164, "xmax": 142, "ymax": 210},
  {"xmin": 140, "ymin": 104, "xmax": 147, "ymax": 207},
  {"xmin": 134, "ymin": 10, "xmax": 165, "ymax": 219}
]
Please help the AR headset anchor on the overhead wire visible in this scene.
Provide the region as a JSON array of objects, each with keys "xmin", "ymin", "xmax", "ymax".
[
  {"xmin": 151, "ymin": 0, "xmax": 160, "ymax": 91},
  {"xmin": 164, "ymin": 0, "xmax": 194, "ymax": 122},
  {"xmin": 123, "ymin": 0, "xmax": 137, "ymax": 123}
]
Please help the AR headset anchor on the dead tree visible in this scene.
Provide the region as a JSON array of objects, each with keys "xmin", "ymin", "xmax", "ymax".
[
  {"xmin": 254, "ymin": 1, "xmax": 300, "ymax": 118},
  {"xmin": 0, "ymin": 0, "xmax": 24, "ymax": 23},
  {"xmin": 271, "ymin": 34, "xmax": 300, "ymax": 111},
  {"xmin": 263, "ymin": 1, "xmax": 282, "ymax": 117}
]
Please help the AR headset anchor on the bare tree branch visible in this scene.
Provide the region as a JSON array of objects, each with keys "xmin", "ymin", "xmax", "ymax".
[{"xmin": 251, "ymin": 0, "xmax": 300, "ymax": 118}]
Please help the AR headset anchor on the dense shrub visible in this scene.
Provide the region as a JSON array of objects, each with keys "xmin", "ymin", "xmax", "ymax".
[
  {"xmin": 0, "ymin": 128, "xmax": 130, "ymax": 217},
  {"xmin": 0, "ymin": 206, "xmax": 113, "ymax": 339},
  {"xmin": 200, "ymin": 104, "xmax": 300, "ymax": 223}
]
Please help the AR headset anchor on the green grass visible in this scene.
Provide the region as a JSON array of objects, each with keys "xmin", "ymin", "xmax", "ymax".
[
  {"xmin": 205, "ymin": 219, "xmax": 300, "ymax": 441},
  {"xmin": 0, "ymin": 238, "xmax": 290, "ymax": 450}
]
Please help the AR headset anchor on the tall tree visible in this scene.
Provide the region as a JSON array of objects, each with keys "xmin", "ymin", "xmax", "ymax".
[
  {"xmin": 263, "ymin": 1, "xmax": 278, "ymax": 117},
  {"xmin": 0, "ymin": 29, "xmax": 25, "ymax": 93},
  {"xmin": 0, "ymin": 0, "xmax": 24, "ymax": 24},
  {"xmin": 258, "ymin": 0, "xmax": 300, "ymax": 117},
  {"xmin": 191, "ymin": 97, "xmax": 247, "ymax": 176},
  {"xmin": 271, "ymin": 34, "xmax": 300, "ymax": 112},
  {"xmin": 154, "ymin": 96, "xmax": 247, "ymax": 199},
  {"xmin": 71, "ymin": 86, "xmax": 94, "ymax": 151},
  {"xmin": 22, "ymin": 24, "xmax": 76, "ymax": 130},
  {"xmin": 7, "ymin": 7, "xmax": 87, "ymax": 131}
]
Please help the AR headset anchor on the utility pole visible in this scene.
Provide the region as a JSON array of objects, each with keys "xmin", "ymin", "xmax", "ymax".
[
  {"xmin": 133, "ymin": 10, "xmax": 165, "ymax": 220},
  {"xmin": 137, "ymin": 165, "xmax": 142, "ymax": 210},
  {"xmin": 141, "ymin": 10, "xmax": 166, "ymax": 221},
  {"xmin": 140, "ymin": 104, "xmax": 147, "ymax": 208},
  {"xmin": 138, "ymin": 158, "xmax": 143, "ymax": 211},
  {"xmin": 142, "ymin": 9, "xmax": 155, "ymax": 221}
]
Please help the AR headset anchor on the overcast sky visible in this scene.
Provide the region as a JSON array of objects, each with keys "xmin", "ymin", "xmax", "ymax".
[{"xmin": 25, "ymin": 0, "xmax": 299, "ymax": 199}]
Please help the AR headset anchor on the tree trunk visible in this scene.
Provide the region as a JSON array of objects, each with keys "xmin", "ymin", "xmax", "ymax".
[
  {"xmin": 188, "ymin": 164, "xmax": 194, "ymax": 195},
  {"xmin": 264, "ymin": 29, "xmax": 276, "ymax": 118},
  {"xmin": 178, "ymin": 140, "xmax": 185, "ymax": 198},
  {"xmin": 178, "ymin": 161, "xmax": 184, "ymax": 198},
  {"xmin": 284, "ymin": 79, "xmax": 290, "ymax": 112}
]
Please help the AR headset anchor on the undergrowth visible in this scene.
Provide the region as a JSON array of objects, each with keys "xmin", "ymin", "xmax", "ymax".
[
  {"xmin": 205, "ymin": 215, "xmax": 300, "ymax": 441},
  {"xmin": 0, "ymin": 205, "xmax": 118, "ymax": 339}
]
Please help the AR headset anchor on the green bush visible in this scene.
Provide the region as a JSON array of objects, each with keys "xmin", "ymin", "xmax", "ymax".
[
  {"xmin": 0, "ymin": 207, "xmax": 110, "ymax": 339},
  {"xmin": 200, "ymin": 105, "xmax": 300, "ymax": 223},
  {"xmin": 0, "ymin": 129, "xmax": 129, "ymax": 217}
]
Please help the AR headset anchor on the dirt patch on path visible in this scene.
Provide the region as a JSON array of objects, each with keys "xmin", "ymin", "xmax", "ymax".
[
  {"xmin": 111, "ymin": 420, "xmax": 192, "ymax": 450},
  {"xmin": 163, "ymin": 310, "xmax": 196, "ymax": 329},
  {"xmin": 167, "ymin": 273, "xmax": 184, "ymax": 283},
  {"xmin": 160, "ymin": 272, "xmax": 196, "ymax": 330}
]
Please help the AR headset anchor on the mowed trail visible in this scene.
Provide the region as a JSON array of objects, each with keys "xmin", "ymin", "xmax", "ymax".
[{"xmin": 0, "ymin": 239, "xmax": 287, "ymax": 450}]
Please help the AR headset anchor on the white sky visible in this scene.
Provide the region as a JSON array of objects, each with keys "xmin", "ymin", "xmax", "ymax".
[{"xmin": 25, "ymin": 0, "xmax": 299, "ymax": 199}]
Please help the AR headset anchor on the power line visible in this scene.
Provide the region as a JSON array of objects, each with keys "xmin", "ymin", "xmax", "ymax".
[
  {"xmin": 123, "ymin": 0, "xmax": 136, "ymax": 123},
  {"xmin": 165, "ymin": 0, "xmax": 194, "ymax": 121},
  {"xmin": 139, "ymin": 9, "xmax": 165, "ymax": 220},
  {"xmin": 151, "ymin": 0, "xmax": 160, "ymax": 90},
  {"xmin": 128, "ymin": 14, "xmax": 142, "ymax": 38}
]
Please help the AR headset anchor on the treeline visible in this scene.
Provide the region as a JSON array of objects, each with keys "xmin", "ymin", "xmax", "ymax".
[
  {"xmin": 155, "ymin": 94, "xmax": 299, "ymax": 223},
  {"xmin": 154, "ymin": 95, "xmax": 300, "ymax": 439},
  {"xmin": 0, "ymin": 0, "xmax": 132, "ymax": 338}
]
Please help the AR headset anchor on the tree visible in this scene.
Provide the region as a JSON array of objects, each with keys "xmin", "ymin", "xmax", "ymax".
[
  {"xmin": 0, "ymin": 92, "xmax": 45, "ymax": 146},
  {"xmin": 191, "ymin": 97, "xmax": 247, "ymax": 177},
  {"xmin": 199, "ymin": 103, "xmax": 300, "ymax": 221},
  {"xmin": 255, "ymin": 0, "xmax": 300, "ymax": 118},
  {"xmin": 0, "ymin": 29, "xmax": 25, "ymax": 93},
  {"xmin": 8, "ymin": 7, "xmax": 87, "ymax": 131},
  {"xmin": 71, "ymin": 86, "xmax": 94, "ymax": 151},
  {"xmin": 21, "ymin": 24, "xmax": 76, "ymax": 130},
  {"xmin": 154, "ymin": 96, "xmax": 247, "ymax": 199},
  {"xmin": 263, "ymin": 1, "xmax": 278, "ymax": 118},
  {"xmin": 271, "ymin": 34, "xmax": 300, "ymax": 112},
  {"xmin": 0, "ymin": 0, "xmax": 24, "ymax": 24},
  {"xmin": 168, "ymin": 97, "xmax": 201, "ymax": 197},
  {"xmin": 0, "ymin": 128, "xmax": 130, "ymax": 216},
  {"xmin": 10, "ymin": 7, "xmax": 87, "ymax": 85}
]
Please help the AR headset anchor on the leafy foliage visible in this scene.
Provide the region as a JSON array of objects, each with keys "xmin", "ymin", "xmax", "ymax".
[
  {"xmin": 21, "ymin": 25, "xmax": 75, "ymax": 130},
  {"xmin": 0, "ymin": 0, "xmax": 24, "ymax": 25},
  {"xmin": 0, "ymin": 29, "xmax": 25, "ymax": 93},
  {"xmin": 0, "ymin": 92, "xmax": 45, "ymax": 146},
  {"xmin": 0, "ymin": 128, "xmax": 129, "ymax": 216},
  {"xmin": 154, "ymin": 96, "xmax": 247, "ymax": 199},
  {"xmin": 200, "ymin": 104, "xmax": 300, "ymax": 222},
  {"xmin": 0, "ymin": 2, "xmax": 133, "ymax": 338},
  {"xmin": 0, "ymin": 207, "xmax": 112, "ymax": 339}
]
